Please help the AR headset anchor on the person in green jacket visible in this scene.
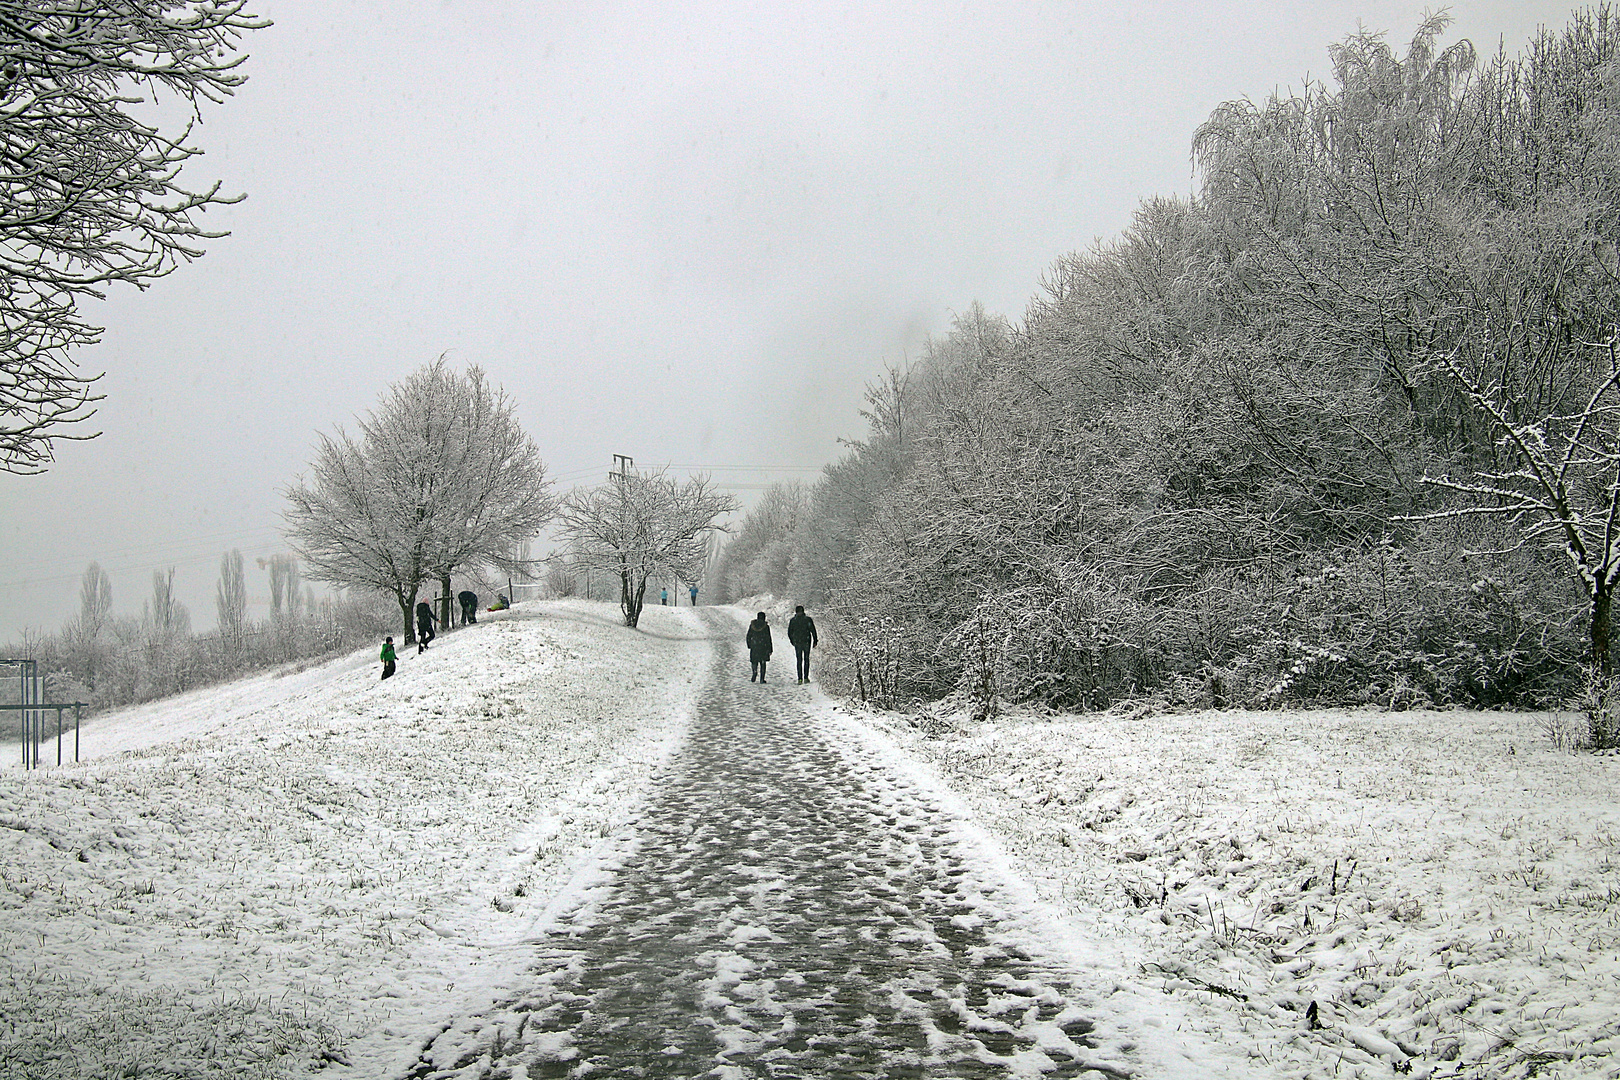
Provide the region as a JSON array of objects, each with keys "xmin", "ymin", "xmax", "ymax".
[{"xmin": 380, "ymin": 636, "xmax": 396, "ymax": 680}]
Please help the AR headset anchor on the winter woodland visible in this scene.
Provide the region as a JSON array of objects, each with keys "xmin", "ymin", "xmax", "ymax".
[
  {"xmin": 4, "ymin": 8, "xmax": 1620, "ymax": 1079},
  {"xmin": 708, "ymin": 13, "xmax": 1620, "ymax": 745},
  {"xmin": 11, "ymin": 14, "xmax": 1620, "ymax": 748}
]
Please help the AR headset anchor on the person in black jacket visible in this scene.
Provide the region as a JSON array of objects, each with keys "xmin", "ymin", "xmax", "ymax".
[
  {"xmin": 415, "ymin": 601, "xmax": 436, "ymax": 653},
  {"xmin": 787, "ymin": 605, "xmax": 818, "ymax": 683},
  {"xmin": 458, "ymin": 590, "xmax": 479, "ymax": 625},
  {"xmin": 745, "ymin": 611, "xmax": 773, "ymax": 683}
]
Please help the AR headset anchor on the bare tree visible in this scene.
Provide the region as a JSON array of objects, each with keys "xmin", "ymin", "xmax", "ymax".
[
  {"xmin": 78, "ymin": 560, "xmax": 111, "ymax": 640},
  {"xmin": 215, "ymin": 549, "xmax": 247, "ymax": 666},
  {"xmin": 59, "ymin": 559, "xmax": 112, "ymax": 690},
  {"xmin": 284, "ymin": 429, "xmax": 426, "ymax": 644},
  {"xmin": 360, "ymin": 361, "xmax": 557, "ymax": 627},
  {"xmin": 0, "ymin": 0, "xmax": 268, "ymax": 473},
  {"xmin": 1415, "ymin": 340, "xmax": 1620, "ymax": 676},
  {"xmin": 556, "ymin": 467, "xmax": 736, "ymax": 628},
  {"xmin": 284, "ymin": 360, "xmax": 555, "ymax": 643},
  {"xmin": 141, "ymin": 567, "xmax": 190, "ymax": 694}
]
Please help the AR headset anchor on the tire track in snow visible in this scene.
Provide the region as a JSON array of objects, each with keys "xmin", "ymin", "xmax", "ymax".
[{"xmin": 401, "ymin": 610, "xmax": 1127, "ymax": 1079}]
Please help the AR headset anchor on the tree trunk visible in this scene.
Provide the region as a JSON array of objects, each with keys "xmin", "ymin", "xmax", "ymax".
[
  {"xmin": 621, "ymin": 567, "xmax": 645, "ymax": 627},
  {"xmin": 1594, "ymin": 584, "xmax": 1613, "ymax": 678},
  {"xmin": 398, "ymin": 591, "xmax": 417, "ymax": 646}
]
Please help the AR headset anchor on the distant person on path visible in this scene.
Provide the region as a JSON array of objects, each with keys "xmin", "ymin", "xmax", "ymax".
[
  {"xmin": 415, "ymin": 601, "xmax": 436, "ymax": 653},
  {"xmin": 746, "ymin": 611, "xmax": 773, "ymax": 683},
  {"xmin": 380, "ymin": 636, "xmax": 396, "ymax": 680},
  {"xmin": 661, "ymin": 588, "xmax": 668, "ymax": 606},
  {"xmin": 689, "ymin": 584, "xmax": 698, "ymax": 606},
  {"xmin": 788, "ymin": 605, "xmax": 818, "ymax": 683},
  {"xmin": 458, "ymin": 590, "xmax": 479, "ymax": 625}
]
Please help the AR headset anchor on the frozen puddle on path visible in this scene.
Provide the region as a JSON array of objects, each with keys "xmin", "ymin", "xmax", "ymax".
[{"xmin": 401, "ymin": 611, "xmax": 1130, "ymax": 1080}]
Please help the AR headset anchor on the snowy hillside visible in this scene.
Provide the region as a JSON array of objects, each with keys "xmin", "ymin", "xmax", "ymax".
[
  {"xmin": 864, "ymin": 707, "xmax": 1620, "ymax": 1078},
  {"xmin": 1, "ymin": 598, "xmax": 1617, "ymax": 1079},
  {"xmin": 0, "ymin": 600, "xmax": 710, "ymax": 1078}
]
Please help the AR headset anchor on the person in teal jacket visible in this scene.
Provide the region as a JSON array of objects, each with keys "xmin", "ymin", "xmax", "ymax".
[{"xmin": 380, "ymin": 636, "xmax": 396, "ymax": 680}]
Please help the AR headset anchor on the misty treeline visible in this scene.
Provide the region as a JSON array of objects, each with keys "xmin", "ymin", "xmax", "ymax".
[
  {"xmin": 713, "ymin": 11, "xmax": 1620, "ymax": 725},
  {"xmin": 1, "ymin": 555, "xmax": 396, "ymax": 727}
]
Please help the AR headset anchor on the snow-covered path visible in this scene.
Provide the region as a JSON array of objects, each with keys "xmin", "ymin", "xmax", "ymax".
[
  {"xmin": 6, "ymin": 600, "xmax": 1612, "ymax": 1078},
  {"xmin": 403, "ymin": 610, "xmax": 1130, "ymax": 1080}
]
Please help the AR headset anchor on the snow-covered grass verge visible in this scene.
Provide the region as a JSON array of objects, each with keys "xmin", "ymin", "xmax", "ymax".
[
  {"xmin": 848, "ymin": 703, "xmax": 1620, "ymax": 1080},
  {"xmin": 0, "ymin": 600, "xmax": 711, "ymax": 1080}
]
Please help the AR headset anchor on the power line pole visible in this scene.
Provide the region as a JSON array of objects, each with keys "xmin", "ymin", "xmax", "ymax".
[{"xmin": 609, "ymin": 455, "xmax": 632, "ymax": 611}]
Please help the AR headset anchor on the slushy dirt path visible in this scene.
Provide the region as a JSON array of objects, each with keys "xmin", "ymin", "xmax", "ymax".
[{"xmin": 401, "ymin": 611, "xmax": 1129, "ymax": 1079}]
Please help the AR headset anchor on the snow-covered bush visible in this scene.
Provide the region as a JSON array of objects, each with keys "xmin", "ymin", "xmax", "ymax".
[
  {"xmin": 1575, "ymin": 673, "xmax": 1620, "ymax": 750},
  {"xmin": 785, "ymin": 11, "xmax": 1620, "ymax": 721},
  {"xmin": 945, "ymin": 572, "xmax": 1159, "ymax": 718}
]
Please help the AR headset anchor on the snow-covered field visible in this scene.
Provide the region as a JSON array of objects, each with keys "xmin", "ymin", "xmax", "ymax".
[
  {"xmin": 861, "ymin": 703, "xmax": 1620, "ymax": 1079},
  {"xmin": 0, "ymin": 600, "xmax": 711, "ymax": 1079},
  {"xmin": 2, "ymin": 598, "xmax": 1617, "ymax": 1079}
]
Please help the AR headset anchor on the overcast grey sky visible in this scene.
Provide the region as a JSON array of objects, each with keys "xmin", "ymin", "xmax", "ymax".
[{"xmin": 0, "ymin": 0, "xmax": 1580, "ymax": 638}]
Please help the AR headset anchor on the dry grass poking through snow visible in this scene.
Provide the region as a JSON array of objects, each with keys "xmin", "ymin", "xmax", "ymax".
[
  {"xmin": 0, "ymin": 601, "xmax": 709, "ymax": 1079},
  {"xmin": 868, "ymin": 705, "xmax": 1620, "ymax": 1080}
]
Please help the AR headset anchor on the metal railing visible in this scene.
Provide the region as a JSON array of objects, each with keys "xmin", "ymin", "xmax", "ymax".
[
  {"xmin": 2, "ymin": 657, "xmax": 86, "ymax": 768},
  {"xmin": 0, "ymin": 702, "xmax": 86, "ymax": 768}
]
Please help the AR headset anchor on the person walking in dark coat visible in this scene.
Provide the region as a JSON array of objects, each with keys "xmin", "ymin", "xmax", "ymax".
[
  {"xmin": 415, "ymin": 601, "xmax": 436, "ymax": 653},
  {"xmin": 787, "ymin": 605, "xmax": 818, "ymax": 683},
  {"xmin": 746, "ymin": 611, "xmax": 773, "ymax": 683},
  {"xmin": 380, "ymin": 636, "xmax": 396, "ymax": 680},
  {"xmin": 458, "ymin": 590, "xmax": 479, "ymax": 626}
]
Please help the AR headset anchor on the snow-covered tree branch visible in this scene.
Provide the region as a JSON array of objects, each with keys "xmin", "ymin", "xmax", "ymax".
[
  {"xmin": 1415, "ymin": 340, "xmax": 1620, "ymax": 674},
  {"xmin": 0, "ymin": 0, "xmax": 268, "ymax": 472},
  {"xmin": 283, "ymin": 360, "xmax": 556, "ymax": 643}
]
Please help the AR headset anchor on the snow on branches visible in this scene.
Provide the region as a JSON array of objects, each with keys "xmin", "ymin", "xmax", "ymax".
[
  {"xmin": 283, "ymin": 360, "xmax": 555, "ymax": 644},
  {"xmin": 556, "ymin": 468, "xmax": 736, "ymax": 628},
  {"xmin": 0, "ymin": 1, "xmax": 268, "ymax": 472},
  {"xmin": 1416, "ymin": 338, "xmax": 1620, "ymax": 673}
]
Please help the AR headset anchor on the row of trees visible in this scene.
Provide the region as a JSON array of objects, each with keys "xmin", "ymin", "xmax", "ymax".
[
  {"xmin": 282, "ymin": 360, "xmax": 735, "ymax": 639},
  {"xmin": 2, "ymin": 555, "xmax": 395, "ymax": 724},
  {"xmin": 6, "ymin": 356, "xmax": 736, "ymax": 718},
  {"xmin": 716, "ymin": 11, "xmax": 1620, "ymax": 730}
]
